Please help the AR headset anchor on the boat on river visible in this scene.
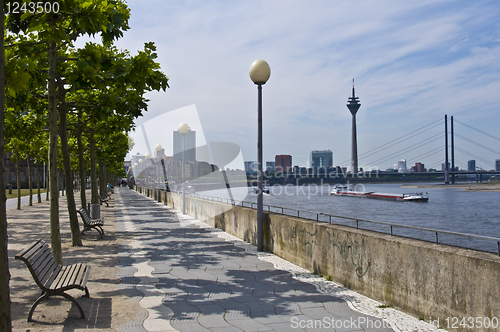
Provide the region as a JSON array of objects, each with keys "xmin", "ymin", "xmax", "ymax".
[
  {"xmin": 330, "ymin": 185, "xmax": 428, "ymax": 202},
  {"xmin": 253, "ymin": 186, "xmax": 270, "ymax": 194}
]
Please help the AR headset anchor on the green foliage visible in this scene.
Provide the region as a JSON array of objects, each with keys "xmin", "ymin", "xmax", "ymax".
[
  {"xmin": 4, "ymin": 0, "xmax": 169, "ymax": 181},
  {"xmin": 6, "ymin": 0, "xmax": 131, "ymax": 43}
]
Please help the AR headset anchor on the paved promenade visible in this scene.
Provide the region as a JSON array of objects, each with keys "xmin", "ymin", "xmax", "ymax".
[
  {"xmin": 113, "ymin": 189, "xmax": 402, "ymax": 332},
  {"xmin": 8, "ymin": 188, "xmax": 444, "ymax": 331}
]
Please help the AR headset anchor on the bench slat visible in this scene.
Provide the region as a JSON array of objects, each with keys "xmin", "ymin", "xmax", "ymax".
[
  {"xmin": 31, "ymin": 250, "xmax": 59, "ymax": 287},
  {"xmin": 34, "ymin": 256, "xmax": 58, "ymax": 282},
  {"xmin": 38, "ymin": 259, "xmax": 60, "ymax": 287},
  {"xmin": 63, "ymin": 263, "xmax": 86, "ymax": 288},
  {"xmin": 81, "ymin": 265, "xmax": 91, "ymax": 288},
  {"xmin": 26, "ymin": 244, "xmax": 51, "ymax": 268},
  {"xmin": 61, "ymin": 264, "xmax": 81, "ymax": 288},
  {"xmin": 89, "ymin": 220, "xmax": 104, "ymax": 226},
  {"xmin": 15, "ymin": 240, "xmax": 45, "ymax": 261},
  {"xmin": 32, "ymin": 248, "xmax": 57, "ymax": 275},
  {"xmin": 41, "ymin": 264, "xmax": 62, "ymax": 289},
  {"xmin": 53, "ymin": 265, "xmax": 75, "ymax": 290}
]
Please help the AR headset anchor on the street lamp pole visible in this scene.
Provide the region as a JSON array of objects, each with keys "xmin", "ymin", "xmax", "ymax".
[
  {"xmin": 155, "ymin": 144, "xmax": 162, "ymax": 189},
  {"xmin": 257, "ymin": 83, "xmax": 264, "ymax": 251},
  {"xmin": 249, "ymin": 59, "xmax": 271, "ymax": 252},
  {"xmin": 178, "ymin": 123, "xmax": 190, "ymax": 214}
]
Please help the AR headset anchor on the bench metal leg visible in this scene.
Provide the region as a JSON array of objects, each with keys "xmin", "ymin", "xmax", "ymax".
[
  {"xmin": 28, "ymin": 292, "xmax": 49, "ymax": 322},
  {"xmin": 96, "ymin": 226, "xmax": 104, "ymax": 238},
  {"xmin": 82, "ymin": 226, "xmax": 104, "ymax": 238},
  {"xmin": 60, "ymin": 292, "xmax": 86, "ymax": 320},
  {"xmin": 28, "ymin": 291, "xmax": 86, "ymax": 321}
]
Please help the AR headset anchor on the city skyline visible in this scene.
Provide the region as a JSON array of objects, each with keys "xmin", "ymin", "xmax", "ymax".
[{"xmin": 110, "ymin": 1, "xmax": 500, "ymax": 171}]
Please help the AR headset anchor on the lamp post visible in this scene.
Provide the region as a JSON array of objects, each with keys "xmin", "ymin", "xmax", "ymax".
[
  {"xmin": 156, "ymin": 144, "xmax": 170, "ymax": 192},
  {"xmin": 249, "ymin": 59, "xmax": 271, "ymax": 252},
  {"xmin": 138, "ymin": 158, "xmax": 145, "ymax": 186},
  {"xmin": 155, "ymin": 144, "xmax": 163, "ymax": 190},
  {"xmin": 155, "ymin": 144, "xmax": 163, "ymax": 155},
  {"xmin": 134, "ymin": 162, "xmax": 139, "ymax": 185},
  {"xmin": 178, "ymin": 123, "xmax": 190, "ymax": 214},
  {"xmin": 146, "ymin": 151, "xmax": 156, "ymax": 188}
]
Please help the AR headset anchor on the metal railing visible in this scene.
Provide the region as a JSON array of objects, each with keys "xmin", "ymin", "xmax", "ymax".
[{"xmin": 190, "ymin": 193, "xmax": 500, "ymax": 256}]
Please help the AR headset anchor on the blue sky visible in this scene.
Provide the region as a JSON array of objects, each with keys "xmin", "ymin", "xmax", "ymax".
[{"xmin": 113, "ymin": 0, "xmax": 500, "ymax": 171}]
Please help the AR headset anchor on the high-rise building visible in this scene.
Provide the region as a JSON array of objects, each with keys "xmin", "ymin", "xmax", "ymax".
[
  {"xmin": 347, "ymin": 80, "xmax": 361, "ymax": 173},
  {"xmin": 496, "ymin": 159, "xmax": 500, "ymax": 172},
  {"xmin": 266, "ymin": 161, "xmax": 275, "ymax": 172},
  {"xmin": 244, "ymin": 161, "xmax": 258, "ymax": 174},
  {"xmin": 131, "ymin": 153, "xmax": 146, "ymax": 177},
  {"xmin": 155, "ymin": 148, "xmax": 165, "ymax": 158},
  {"xmin": 310, "ymin": 150, "xmax": 333, "ymax": 168},
  {"xmin": 123, "ymin": 160, "xmax": 131, "ymax": 174},
  {"xmin": 467, "ymin": 160, "xmax": 476, "ymax": 172},
  {"xmin": 411, "ymin": 162, "xmax": 426, "ymax": 172},
  {"xmin": 397, "ymin": 159, "xmax": 409, "ymax": 173},
  {"xmin": 173, "ymin": 130, "xmax": 196, "ymax": 162},
  {"xmin": 275, "ymin": 155, "xmax": 292, "ymax": 173}
]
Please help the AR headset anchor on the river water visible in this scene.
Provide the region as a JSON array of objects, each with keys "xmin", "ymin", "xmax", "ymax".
[{"xmin": 198, "ymin": 183, "xmax": 500, "ymax": 254}]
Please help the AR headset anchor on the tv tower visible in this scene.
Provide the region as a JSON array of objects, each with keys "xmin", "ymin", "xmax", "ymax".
[{"xmin": 347, "ymin": 79, "xmax": 361, "ymax": 174}]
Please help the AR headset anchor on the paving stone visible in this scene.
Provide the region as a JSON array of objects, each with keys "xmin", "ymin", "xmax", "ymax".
[
  {"xmin": 195, "ymin": 304, "xmax": 231, "ymax": 328},
  {"xmin": 266, "ymin": 321, "xmax": 304, "ymax": 332},
  {"xmin": 224, "ymin": 317, "xmax": 274, "ymax": 331},
  {"xmin": 275, "ymin": 301, "xmax": 302, "ymax": 316}
]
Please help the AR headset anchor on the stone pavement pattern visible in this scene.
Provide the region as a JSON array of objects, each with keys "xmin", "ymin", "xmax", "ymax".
[
  {"xmin": 7, "ymin": 188, "xmax": 446, "ymax": 331},
  {"xmin": 114, "ymin": 189, "xmax": 395, "ymax": 332}
]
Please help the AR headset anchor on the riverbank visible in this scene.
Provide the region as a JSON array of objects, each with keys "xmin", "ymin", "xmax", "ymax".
[{"xmin": 401, "ymin": 182, "xmax": 500, "ymax": 192}]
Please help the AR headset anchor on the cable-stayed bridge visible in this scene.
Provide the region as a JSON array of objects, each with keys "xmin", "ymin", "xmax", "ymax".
[{"xmin": 337, "ymin": 115, "xmax": 500, "ymax": 183}]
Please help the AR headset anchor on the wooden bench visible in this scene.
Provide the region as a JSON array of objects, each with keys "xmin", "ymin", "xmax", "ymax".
[
  {"xmin": 15, "ymin": 240, "xmax": 91, "ymax": 321},
  {"xmin": 77, "ymin": 207, "xmax": 104, "ymax": 238},
  {"xmin": 99, "ymin": 194, "xmax": 110, "ymax": 207}
]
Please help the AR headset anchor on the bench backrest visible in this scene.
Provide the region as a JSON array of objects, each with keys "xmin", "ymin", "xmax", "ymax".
[
  {"xmin": 15, "ymin": 239, "xmax": 62, "ymax": 291},
  {"xmin": 77, "ymin": 208, "xmax": 91, "ymax": 225}
]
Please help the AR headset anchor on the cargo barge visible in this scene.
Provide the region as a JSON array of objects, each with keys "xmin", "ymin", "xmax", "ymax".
[{"xmin": 330, "ymin": 186, "xmax": 428, "ymax": 202}]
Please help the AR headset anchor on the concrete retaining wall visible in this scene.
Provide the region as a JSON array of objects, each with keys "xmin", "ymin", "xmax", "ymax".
[{"xmin": 136, "ymin": 186, "xmax": 500, "ymax": 331}]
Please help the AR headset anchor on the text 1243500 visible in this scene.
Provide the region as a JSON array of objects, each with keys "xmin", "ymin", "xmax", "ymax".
[{"xmin": 6, "ymin": 2, "xmax": 60, "ymax": 15}]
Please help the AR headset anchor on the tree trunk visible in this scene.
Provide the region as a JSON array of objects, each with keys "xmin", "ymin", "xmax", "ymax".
[
  {"xmin": 45, "ymin": 163, "xmax": 49, "ymax": 201},
  {"xmin": 61, "ymin": 168, "xmax": 64, "ymax": 196},
  {"xmin": 37, "ymin": 163, "xmax": 41, "ymax": 203},
  {"xmin": 16, "ymin": 151, "xmax": 20, "ymax": 210},
  {"xmin": 90, "ymin": 132, "xmax": 98, "ymax": 205},
  {"xmin": 58, "ymin": 100, "xmax": 82, "ymax": 246},
  {"xmin": 0, "ymin": 1, "xmax": 12, "ymax": 329},
  {"xmin": 76, "ymin": 116, "xmax": 87, "ymax": 213},
  {"xmin": 28, "ymin": 155, "xmax": 32, "ymax": 206},
  {"xmin": 48, "ymin": 40, "xmax": 62, "ymax": 264},
  {"xmin": 99, "ymin": 159, "xmax": 106, "ymax": 199}
]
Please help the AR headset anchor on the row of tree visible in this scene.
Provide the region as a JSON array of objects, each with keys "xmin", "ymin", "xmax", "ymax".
[{"xmin": 0, "ymin": 1, "xmax": 170, "ymax": 330}]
